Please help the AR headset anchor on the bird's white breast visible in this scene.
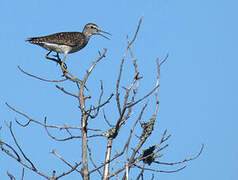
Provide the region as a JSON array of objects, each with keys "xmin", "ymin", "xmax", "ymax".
[{"xmin": 42, "ymin": 42, "xmax": 73, "ymax": 54}]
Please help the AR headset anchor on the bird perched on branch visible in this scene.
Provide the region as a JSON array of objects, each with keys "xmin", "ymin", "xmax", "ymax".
[{"xmin": 27, "ymin": 23, "xmax": 110, "ymax": 80}]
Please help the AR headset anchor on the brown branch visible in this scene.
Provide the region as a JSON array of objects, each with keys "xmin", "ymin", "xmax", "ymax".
[
  {"xmin": 135, "ymin": 164, "xmax": 145, "ymax": 180},
  {"xmin": 159, "ymin": 53, "xmax": 169, "ymax": 67},
  {"xmin": 91, "ymin": 93, "xmax": 114, "ymax": 113},
  {"xmin": 102, "ymin": 16, "xmax": 149, "ymax": 179},
  {"xmin": 103, "ymin": 104, "xmax": 148, "ymax": 179},
  {"xmin": 78, "ymin": 48, "xmax": 107, "ymax": 180},
  {"xmin": 6, "ymin": 102, "xmax": 101, "ymax": 131},
  {"xmin": 87, "ymin": 81, "xmax": 114, "ymax": 119},
  {"xmin": 8, "ymin": 122, "xmax": 36, "ymax": 170},
  {"xmin": 103, "ymin": 68, "xmax": 141, "ymax": 179},
  {"xmin": 1, "ymin": 140, "xmax": 48, "ymax": 179},
  {"xmin": 109, "ymin": 18, "xmax": 165, "ymax": 179},
  {"xmin": 115, "ymin": 16, "xmax": 143, "ymax": 117},
  {"xmin": 55, "ymin": 163, "xmax": 81, "ymax": 179},
  {"xmin": 126, "ymin": 83, "xmax": 159, "ymax": 109},
  {"xmin": 129, "ymin": 134, "xmax": 203, "ymax": 177},
  {"xmin": 121, "ymin": 54, "xmax": 165, "ymax": 179},
  {"xmin": 117, "ymin": 69, "xmax": 141, "ymax": 130},
  {"xmin": 1, "ymin": 123, "xmax": 50, "ymax": 179},
  {"xmin": 1, "ymin": 141, "xmax": 21, "ymax": 161},
  {"xmin": 90, "ymin": 148, "xmax": 124, "ymax": 174},
  {"xmin": 2, "ymin": 123, "xmax": 81, "ymax": 179},
  {"xmin": 55, "ymin": 85, "xmax": 78, "ymax": 98},
  {"xmin": 50, "ymin": 149, "xmax": 82, "ymax": 174},
  {"xmin": 87, "ymin": 144, "xmax": 103, "ymax": 177},
  {"xmin": 82, "ymin": 48, "xmax": 107, "ymax": 85},
  {"xmin": 127, "ymin": 36, "xmax": 139, "ymax": 75},
  {"xmin": 133, "ymin": 132, "xmax": 171, "ymax": 167},
  {"xmin": 116, "ymin": 48, "xmax": 128, "ymax": 116},
  {"xmin": 21, "ymin": 168, "xmax": 25, "ymax": 180},
  {"xmin": 129, "ymin": 16, "xmax": 143, "ymax": 46},
  {"xmin": 124, "ymin": 102, "xmax": 148, "ymax": 156},
  {"xmin": 44, "ymin": 122, "xmax": 82, "ymax": 141},
  {"xmin": 103, "ymin": 138, "xmax": 113, "ymax": 180},
  {"xmin": 103, "ymin": 110, "xmax": 113, "ymax": 127},
  {"xmin": 115, "ymin": 71, "xmax": 140, "ymax": 132},
  {"xmin": 154, "ymin": 144, "xmax": 204, "ymax": 165},
  {"xmin": 134, "ymin": 164, "xmax": 187, "ymax": 173},
  {"xmin": 7, "ymin": 171, "xmax": 15, "ymax": 180},
  {"xmin": 89, "ymin": 129, "xmax": 133, "ymax": 174},
  {"xmin": 18, "ymin": 66, "xmax": 67, "ymax": 82}
]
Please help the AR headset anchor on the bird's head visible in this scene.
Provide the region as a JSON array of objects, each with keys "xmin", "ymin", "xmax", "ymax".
[{"xmin": 83, "ymin": 23, "xmax": 111, "ymax": 39}]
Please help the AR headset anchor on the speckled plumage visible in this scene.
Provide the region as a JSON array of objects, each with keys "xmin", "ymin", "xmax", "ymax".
[
  {"xmin": 26, "ymin": 23, "xmax": 110, "ymax": 80},
  {"xmin": 26, "ymin": 23, "xmax": 110, "ymax": 55},
  {"xmin": 27, "ymin": 32, "xmax": 88, "ymax": 53}
]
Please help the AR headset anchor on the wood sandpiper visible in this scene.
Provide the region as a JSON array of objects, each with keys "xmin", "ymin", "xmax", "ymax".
[{"xmin": 26, "ymin": 23, "xmax": 110, "ymax": 80}]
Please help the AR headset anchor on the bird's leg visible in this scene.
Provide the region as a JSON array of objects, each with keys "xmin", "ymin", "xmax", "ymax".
[
  {"xmin": 45, "ymin": 51, "xmax": 61, "ymax": 64},
  {"xmin": 46, "ymin": 51, "xmax": 59, "ymax": 62},
  {"xmin": 45, "ymin": 51, "xmax": 68, "ymax": 69},
  {"xmin": 61, "ymin": 54, "xmax": 81, "ymax": 82},
  {"xmin": 53, "ymin": 53, "xmax": 68, "ymax": 69},
  {"xmin": 52, "ymin": 53, "xmax": 61, "ymax": 62}
]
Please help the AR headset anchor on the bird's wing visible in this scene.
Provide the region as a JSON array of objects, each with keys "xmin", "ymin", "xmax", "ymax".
[{"xmin": 27, "ymin": 32, "xmax": 86, "ymax": 47}]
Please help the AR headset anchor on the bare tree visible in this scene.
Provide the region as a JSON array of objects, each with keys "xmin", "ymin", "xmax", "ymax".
[{"xmin": 0, "ymin": 17, "xmax": 203, "ymax": 180}]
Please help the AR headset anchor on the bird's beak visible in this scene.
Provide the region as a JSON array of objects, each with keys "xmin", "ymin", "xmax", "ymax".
[{"xmin": 98, "ymin": 29, "xmax": 111, "ymax": 40}]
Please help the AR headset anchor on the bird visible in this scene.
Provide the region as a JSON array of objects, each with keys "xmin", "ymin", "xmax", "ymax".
[{"xmin": 26, "ymin": 23, "xmax": 111, "ymax": 80}]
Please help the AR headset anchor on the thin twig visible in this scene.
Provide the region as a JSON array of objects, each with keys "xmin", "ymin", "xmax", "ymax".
[
  {"xmin": 116, "ymin": 48, "xmax": 128, "ymax": 116},
  {"xmin": 44, "ymin": 125, "xmax": 82, "ymax": 141},
  {"xmin": 50, "ymin": 149, "xmax": 81, "ymax": 174},
  {"xmin": 78, "ymin": 48, "xmax": 107, "ymax": 180},
  {"xmin": 1, "ymin": 125, "xmax": 50, "ymax": 179},
  {"xmin": 21, "ymin": 168, "xmax": 24, "ymax": 180},
  {"xmin": 136, "ymin": 164, "xmax": 145, "ymax": 180},
  {"xmin": 56, "ymin": 85, "xmax": 78, "ymax": 98},
  {"xmin": 8, "ymin": 122, "xmax": 36, "ymax": 170},
  {"xmin": 18, "ymin": 66, "xmax": 67, "ymax": 82},
  {"xmin": 115, "ymin": 16, "xmax": 143, "ymax": 116},
  {"xmin": 55, "ymin": 163, "xmax": 81, "ymax": 179},
  {"xmin": 82, "ymin": 48, "xmax": 107, "ymax": 85},
  {"xmin": 6, "ymin": 103, "xmax": 101, "ymax": 131},
  {"xmin": 103, "ymin": 110, "xmax": 113, "ymax": 127},
  {"xmin": 87, "ymin": 144, "xmax": 103, "ymax": 177},
  {"xmin": 7, "ymin": 171, "xmax": 16, "ymax": 180},
  {"xmin": 134, "ymin": 164, "xmax": 187, "ymax": 173},
  {"xmin": 154, "ymin": 144, "xmax": 204, "ymax": 165},
  {"xmin": 129, "ymin": 16, "xmax": 143, "ymax": 46},
  {"xmin": 126, "ymin": 84, "xmax": 159, "ymax": 109}
]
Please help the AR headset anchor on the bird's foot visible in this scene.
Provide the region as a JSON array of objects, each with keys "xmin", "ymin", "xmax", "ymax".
[
  {"xmin": 58, "ymin": 60, "xmax": 68, "ymax": 70},
  {"xmin": 60, "ymin": 65, "xmax": 81, "ymax": 83},
  {"xmin": 62, "ymin": 71, "xmax": 82, "ymax": 83},
  {"xmin": 45, "ymin": 52, "xmax": 67, "ymax": 69}
]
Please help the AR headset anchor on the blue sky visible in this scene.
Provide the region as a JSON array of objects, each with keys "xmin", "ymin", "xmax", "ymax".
[{"xmin": 1, "ymin": 0, "xmax": 237, "ymax": 179}]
